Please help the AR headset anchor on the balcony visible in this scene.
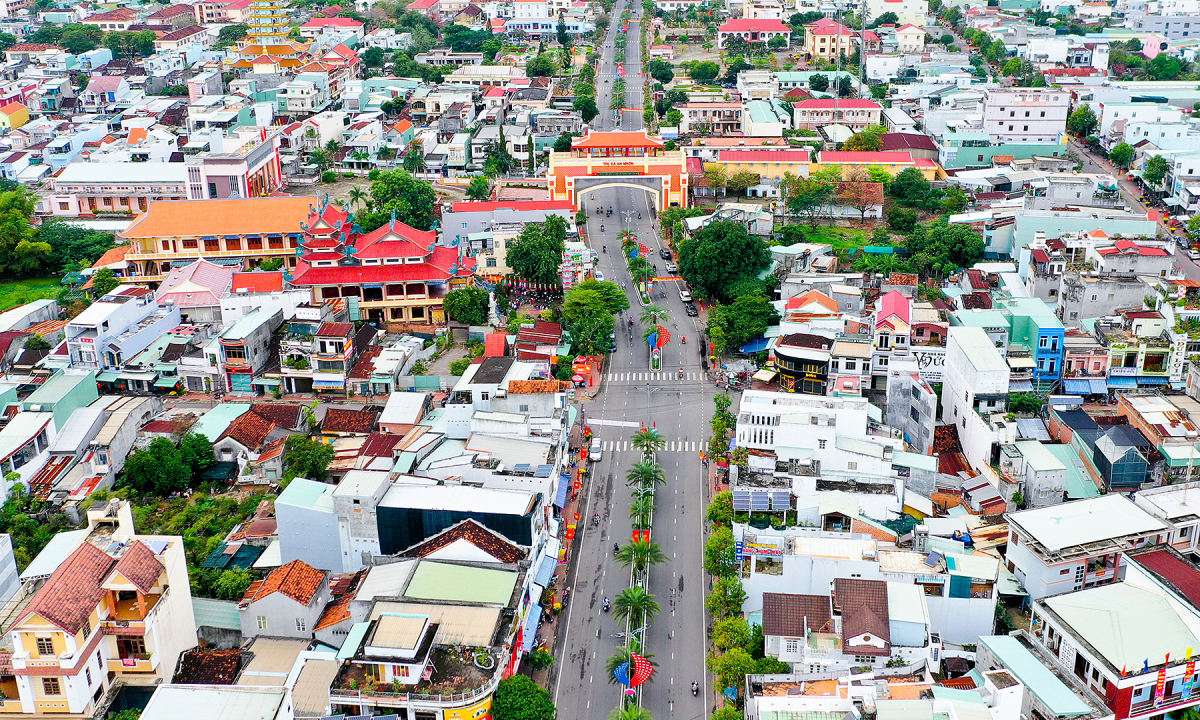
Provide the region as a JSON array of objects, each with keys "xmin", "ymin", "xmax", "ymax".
[{"xmin": 107, "ymin": 653, "xmax": 158, "ymax": 673}]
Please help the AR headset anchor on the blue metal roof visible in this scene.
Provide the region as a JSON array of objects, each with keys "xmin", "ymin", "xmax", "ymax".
[
  {"xmin": 1107, "ymin": 377, "xmax": 1138, "ymax": 388},
  {"xmin": 978, "ymin": 635, "xmax": 1093, "ymax": 716},
  {"xmin": 739, "ymin": 338, "xmax": 771, "ymax": 354},
  {"xmin": 553, "ymin": 474, "xmax": 570, "ymax": 508},
  {"xmin": 521, "ymin": 609, "xmax": 542, "ymax": 653}
]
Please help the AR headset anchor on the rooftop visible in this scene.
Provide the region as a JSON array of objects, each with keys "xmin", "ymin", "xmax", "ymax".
[
  {"xmin": 403, "ymin": 560, "xmax": 518, "ymax": 605},
  {"xmin": 1008, "ymin": 494, "xmax": 1167, "ymax": 556}
]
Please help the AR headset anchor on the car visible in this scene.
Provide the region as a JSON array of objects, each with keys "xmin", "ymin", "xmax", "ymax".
[
  {"xmin": 593, "ymin": 270, "xmax": 605, "ymax": 282},
  {"xmin": 686, "ymin": 303, "xmax": 698, "ymax": 316},
  {"xmin": 659, "ymin": 247, "xmax": 672, "ymax": 260},
  {"xmin": 665, "ymin": 262, "xmax": 679, "ymax": 273},
  {"xmin": 679, "ymin": 289, "xmax": 693, "ymax": 302},
  {"xmin": 1190, "ymin": 250, "xmax": 1200, "ymax": 262},
  {"xmin": 589, "ymin": 437, "xmax": 602, "ymax": 462}
]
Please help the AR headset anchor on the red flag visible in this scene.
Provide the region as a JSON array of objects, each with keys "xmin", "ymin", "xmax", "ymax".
[
  {"xmin": 1122, "ymin": 665, "xmax": 1127, "ymax": 677},
  {"xmin": 633, "ymin": 529, "xmax": 641, "ymax": 542}
]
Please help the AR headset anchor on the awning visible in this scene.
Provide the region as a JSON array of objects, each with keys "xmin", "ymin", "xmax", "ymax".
[
  {"xmin": 1007, "ymin": 356, "xmax": 1036, "ymax": 369},
  {"xmin": 1108, "ymin": 376, "xmax": 1138, "ymax": 388},
  {"xmin": 1165, "ymin": 197, "xmax": 1182, "ymax": 207},
  {"xmin": 1009, "ymin": 380, "xmax": 1034, "ymax": 392},
  {"xmin": 154, "ymin": 363, "xmax": 176, "ymax": 373},
  {"xmin": 153, "ymin": 376, "xmax": 180, "ymax": 388},
  {"xmin": 752, "ymin": 369, "xmax": 777, "ymax": 382},
  {"xmin": 1172, "ymin": 380, "xmax": 1187, "ymax": 390},
  {"xmin": 119, "ymin": 372, "xmax": 157, "ymax": 382},
  {"xmin": 1062, "ymin": 379, "xmax": 1091, "ymax": 395},
  {"xmin": 739, "ymin": 338, "xmax": 771, "ymax": 354},
  {"xmin": 1138, "ymin": 376, "xmax": 1170, "ymax": 385},
  {"xmin": 533, "ymin": 553, "xmax": 556, "ymax": 588},
  {"xmin": 553, "ymin": 474, "xmax": 570, "ymax": 508},
  {"xmin": 520, "ymin": 608, "xmax": 542, "ymax": 653},
  {"xmin": 96, "ymin": 371, "xmax": 121, "ymax": 382},
  {"xmin": 313, "ymin": 379, "xmax": 344, "ymax": 388},
  {"xmin": 255, "ymin": 378, "xmax": 281, "ymax": 387},
  {"xmin": 1089, "ymin": 378, "xmax": 1108, "ymax": 394}
]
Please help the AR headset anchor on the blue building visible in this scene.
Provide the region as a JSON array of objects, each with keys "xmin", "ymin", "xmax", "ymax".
[{"xmin": 999, "ymin": 297, "xmax": 1065, "ymax": 392}]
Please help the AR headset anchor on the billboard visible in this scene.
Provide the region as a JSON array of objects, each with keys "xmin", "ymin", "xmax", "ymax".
[{"xmin": 912, "ymin": 348, "xmax": 946, "ymax": 383}]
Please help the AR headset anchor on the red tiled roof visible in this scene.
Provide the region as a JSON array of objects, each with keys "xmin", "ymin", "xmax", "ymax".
[
  {"xmin": 175, "ymin": 648, "xmax": 242, "ymax": 685},
  {"xmin": 231, "ymin": 271, "xmax": 285, "ymax": 294},
  {"xmin": 786, "ymin": 290, "xmax": 838, "ymax": 313},
  {"xmin": 1031, "ymin": 249, "xmax": 1050, "ymax": 263},
  {"xmin": 762, "ymin": 592, "xmax": 833, "ymax": 636},
  {"xmin": 244, "ymin": 560, "xmax": 325, "ymax": 606},
  {"xmin": 257, "ymin": 437, "xmax": 286, "ymax": 463},
  {"xmin": 220, "ymin": 411, "xmax": 276, "ymax": 450},
  {"xmin": 321, "ymin": 408, "xmax": 378, "ymax": 434},
  {"xmin": 484, "ymin": 333, "xmax": 508, "ymax": 357},
  {"xmin": 315, "ymin": 593, "xmax": 353, "ymax": 631},
  {"xmin": 349, "ymin": 347, "xmax": 382, "ymax": 380},
  {"xmin": 7, "ymin": 43, "xmax": 65, "ymax": 52},
  {"xmin": 157, "ymin": 24, "xmax": 206, "ymax": 41},
  {"xmin": 18, "ymin": 542, "xmax": 115, "ymax": 633},
  {"xmin": 250, "ymin": 403, "xmax": 302, "ymax": 429},
  {"xmin": 1130, "ymin": 549, "xmax": 1200, "ymax": 608},
  {"xmin": 92, "ymin": 244, "xmax": 131, "ymax": 268},
  {"xmin": 398, "ymin": 518, "xmax": 526, "ymax": 563},
  {"xmin": 805, "ymin": 17, "xmax": 854, "ymax": 35},
  {"xmin": 109, "ymin": 541, "xmax": 164, "ymax": 594},
  {"xmin": 449, "ymin": 200, "xmax": 574, "ymax": 213},
  {"xmin": 834, "ymin": 577, "xmax": 891, "ymax": 656}
]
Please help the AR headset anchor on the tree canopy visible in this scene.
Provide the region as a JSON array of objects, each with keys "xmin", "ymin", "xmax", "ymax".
[
  {"xmin": 492, "ymin": 675, "xmax": 557, "ymax": 720},
  {"xmin": 1108, "ymin": 143, "xmax": 1134, "ymax": 168},
  {"xmin": 506, "ymin": 216, "xmax": 569, "ymax": 285},
  {"xmin": 706, "ymin": 295, "xmax": 779, "ymax": 355},
  {"xmin": 359, "ymin": 170, "xmax": 437, "ymax": 232},
  {"xmin": 1067, "ymin": 105, "xmax": 1097, "ymax": 137},
  {"xmin": 121, "ymin": 437, "xmax": 192, "ymax": 496},
  {"xmin": 905, "ymin": 218, "xmax": 985, "ymax": 276},
  {"xmin": 562, "ymin": 279, "xmax": 628, "ymax": 355},
  {"xmin": 444, "ymin": 286, "xmax": 490, "ymax": 326},
  {"xmin": 888, "ymin": 167, "xmax": 943, "ymax": 211},
  {"xmin": 284, "ymin": 434, "xmax": 335, "ymax": 482},
  {"xmin": 677, "ymin": 221, "xmax": 771, "ymax": 303}
]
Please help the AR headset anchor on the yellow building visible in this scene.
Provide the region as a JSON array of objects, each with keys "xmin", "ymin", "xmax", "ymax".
[
  {"xmin": 714, "ymin": 149, "xmax": 812, "ymax": 181},
  {"xmin": 4, "ymin": 501, "xmax": 195, "ymax": 716},
  {"xmin": 548, "ymin": 130, "xmax": 690, "ymax": 211},
  {"xmin": 0, "ymin": 102, "xmax": 29, "ymax": 130},
  {"xmin": 811, "ymin": 150, "xmax": 943, "ymax": 180},
  {"xmin": 804, "ymin": 17, "xmax": 856, "ymax": 60}
]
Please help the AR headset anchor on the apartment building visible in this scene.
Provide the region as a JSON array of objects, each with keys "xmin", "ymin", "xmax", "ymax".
[
  {"xmin": 982, "ymin": 89, "xmax": 1070, "ymax": 144},
  {"xmin": 44, "ymin": 163, "xmax": 189, "ymax": 218},
  {"xmin": 5, "ymin": 500, "xmax": 194, "ymax": 716},
  {"xmin": 66, "ymin": 287, "xmax": 181, "ymax": 371}
]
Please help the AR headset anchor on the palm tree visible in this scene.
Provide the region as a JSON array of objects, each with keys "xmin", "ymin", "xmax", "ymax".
[
  {"xmin": 347, "ymin": 186, "xmax": 369, "ymax": 210},
  {"xmin": 630, "ymin": 427, "xmax": 666, "ymax": 456},
  {"xmin": 610, "ymin": 704, "xmax": 654, "ymax": 720},
  {"xmin": 626, "ymin": 460, "xmax": 664, "ymax": 489},
  {"xmin": 629, "ymin": 495, "xmax": 655, "ymax": 523},
  {"xmin": 324, "ymin": 139, "xmax": 343, "ymax": 156},
  {"xmin": 613, "ymin": 586, "xmax": 660, "ymax": 627},
  {"xmin": 628, "ymin": 256, "xmax": 653, "ymax": 283},
  {"xmin": 615, "ymin": 540, "xmax": 666, "ymax": 574}
]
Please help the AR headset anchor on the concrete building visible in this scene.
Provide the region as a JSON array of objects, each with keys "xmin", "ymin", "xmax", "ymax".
[
  {"xmin": 276, "ymin": 478, "xmax": 340, "ymax": 572},
  {"xmin": 66, "ymin": 287, "xmax": 181, "ymax": 371},
  {"xmin": 1000, "ymin": 440, "xmax": 1069, "ymax": 508},
  {"xmin": 44, "ymin": 163, "xmax": 189, "ymax": 217},
  {"xmin": 1004, "ymin": 494, "xmax": 1167, "ymax": 599},
  {"xmin": 982, "ymin": 89, "xmax": 1071, "ymax": 144},
  {"xmin": 885, "ymin": 356, "xmax": 938, "ymax": 455},
  {"xmin": 238, "ymin": 559, "xmax": 329, "ymax": 639},
  {"xmin": 943, "ymin": 326, "xmax": 1014, "ymax": 471}
]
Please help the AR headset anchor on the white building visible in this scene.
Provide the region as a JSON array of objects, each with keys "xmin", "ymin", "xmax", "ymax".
[
  {"xmin": 1004, "ymin": 494, "xmax": 1168, "ymax": 599},
  {"xmin": 999, "ymin": 440, "xmax": 1068, "ymax": 508},
  {"xmin": 982, "ymin": 89, "xmax": 1071, "ymax": 144},
  {"xmin": 865, "ymin": 0, "xmax": 926, "ymax": 26},
  {"xmin": 66, "ymin": 287, "xmax": 182, "ymax": 371},
  {"xmin": 943, "ymin": 326, "xmax": 1014, "ymax": 471}
]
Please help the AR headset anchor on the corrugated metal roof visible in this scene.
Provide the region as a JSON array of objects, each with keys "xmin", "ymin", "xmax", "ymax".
[{"xmin": 192, "ymin": 597, "xmax": 241, "ymax": 630}]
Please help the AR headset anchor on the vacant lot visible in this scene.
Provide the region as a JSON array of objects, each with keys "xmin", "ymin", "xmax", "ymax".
[{"xmin": 0, "ymin": 277, "xmax": 61, "ymax": 312}]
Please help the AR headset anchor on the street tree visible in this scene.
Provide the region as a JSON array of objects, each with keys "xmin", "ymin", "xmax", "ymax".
[
  {"xmin": 615, "ymin": 539, "xmax": 666, "ymax": 574},
  {"xmin": 630, "ymin": 427, "xmax": 667, "ymax": 456},
  {"xmin": 1067, "ymin": 105, "xmax": 1098, "ymax": 137},
  {"xmin": 677, "ymin": 221, "xmax": 771, "ymax": 302},
  {"xmin": 708, "ymin": 647, "xmax": 757, "ymax": 697},
  {"xmin": 91, "ymin": 267, "xmax": 120, "ymax": 297},
  {"xmin": 704, "ymin": 525, "xmax": 737, "ymax": 575},
  {"xmin": 444, "ymin": 286, "xmax": 491, "ymax": 326},
  {"xmin": 466, "ymin": 176, "xmax": 490, "ymax": 201},
  {"xmin": 1108, "ymin": 142, "xmax": 1134, "ymax": 168},
  {"xmin": 1143, "ymin": 154, "xmax": 1170, "ymax": 190},
  {"xmin": 713, "ymin": 616, "xmax": 752, "ymax": 651},
  {"xmin": 507, "ymin": 218, "xmax": 568, "ymax": 284},
  {"xmin": 612, "ymin": 586, "xmax": 660, "ymax": 627},
  {"xmin": 492, "ymin": 675, "xmax": 557, "ymax": 720},
  {"xmin": 727, "ymin": 170, "xmax": 759, "ymax": 197},
  {"xmin": 574, "ymin": 95, "xmax": 599, "ymax": 122},
  {"xmin": 626, "ymin": 459, "xmax": 665, "ymax": 488}
]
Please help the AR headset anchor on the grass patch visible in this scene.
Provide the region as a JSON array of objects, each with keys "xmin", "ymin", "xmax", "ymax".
[
  {"xmin": 0, "ymin": 277, "xmax": 61, "ymax": 312},
  {"xmin": 797, "ymin": 226, "xmax": 873, "ymax": 253}
]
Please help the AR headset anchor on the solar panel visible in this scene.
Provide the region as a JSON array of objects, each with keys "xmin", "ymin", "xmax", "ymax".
[
  {"xmin": 732, "ymin": 490, "xmax": 752, "ymax": 511},
  {"xmin": 750, "ymin": 492, "xmax": 770, "ymax": 511},
  {"xmin": 769, "ymin": 491, "xmax": 791, "ymax": 510},
  {"xmin": 534, "ymin": 465, "xmax": 553, "ymax": 477},
  {"xmin": 513, "ymin": 464, "xmax": 532, "ymax": 474},
  {"xmin": 924, "ymin": 550, "xmax": 943, "ymax": 567}
]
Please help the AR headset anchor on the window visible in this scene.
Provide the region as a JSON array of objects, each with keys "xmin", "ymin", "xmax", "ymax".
[
  {"xmin": 36, "ymin": 637, "xmax": 54, "ymax": 655},
  {"xmin": 257, "ymin": 615, "xmax": 268, "ymax": 630},
  {"xmin": 86, "ymin": 667, "xmax": 92, "ymax": 685},
  {"xmin": 1182, "ymin": 526, "xmax": 1192, "ymax": 539},
  {"xmin": 1060, "ymin": 567, "xmax": 1071, "ymax": 575},
  {"xmin": 845, "ymin": 360, "xmax": 856, "ymax": 371},
  {"xmin": 296, "ymin": 618, "xmax": 306, "ymax": 632},
  {"xmin": 848, "ymin": 462, "xmax": 857, "ymax": 470},
  {"xmin": 785, "ymin": 639, "xmax": 800, "ymax": 654},
  {"xmin": 854, "ymin": 655, "xmax": 875, "ymax": 663},
  {"xmin": 42, "ymin": 678, "xmax": 60, "ymax": 696},
  {"xmin": 481, "ymin": 392, "xmax": 489, "ymax": 401},
  {"xmin": 818, "ymin": 439, "xmax": 826, "ymax": 449}
]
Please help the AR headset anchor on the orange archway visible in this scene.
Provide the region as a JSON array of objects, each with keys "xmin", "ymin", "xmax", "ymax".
[{"xmin": 547, "ymin": 130, "xmax": 690, "ymax": 212}]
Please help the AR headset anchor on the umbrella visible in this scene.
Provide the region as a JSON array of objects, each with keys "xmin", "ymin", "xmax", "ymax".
[{"xmin": 572, "ymin": 374, "xmax": 584, "ymax": 382}]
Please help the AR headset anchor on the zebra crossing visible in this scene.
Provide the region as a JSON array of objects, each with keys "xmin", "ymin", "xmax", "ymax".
[
  {"xmin": 605, "ymin": 371, "xmax": 703, "ymax": 382},
  {"xmin": 601, "ymin": 440, "xmax": 701, "ymax": 452}
]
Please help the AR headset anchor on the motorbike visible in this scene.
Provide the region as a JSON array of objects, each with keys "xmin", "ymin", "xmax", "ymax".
[
  {"xmin": 592, "ymin": 513, "xmax": 600, "ymax": 526},
  {"xmin": 603, "ymin": 245, "xmax": 607, "ymax": 253},
  {"xmin": 681, "ymin": 336, "xmax": 686, "ymax": 344},
  {"xmin": 638, "ymin": 212, "xmax": 642, "ymax": 219},
  {"xmin": 691, "ymin": 683, "xmax": 699, "ymax": 697},
  {"xmin": 601, "ymin": 225, "xmax": 605, "ymax": 232},
  {"xmin": 603, "ymin": 598, "xmax": 611, "ymax": 612},
  {"xmin": 613, "ymin": 543, "xmax": 620, "ymax": 553},
  {"xmin": 678, "ymin": 368, "xmax": 684, "ymax": 379}
]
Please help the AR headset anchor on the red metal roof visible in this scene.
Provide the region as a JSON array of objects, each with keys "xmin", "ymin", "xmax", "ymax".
[
  {"xmin": 231, "ymin": 271, "xmax": 285, "ymax": 294},
  {"xmin": 719, "ymin": 18, "xmax": 790, "ymax": 31},
  {"xmin": 1131, "ymin": 549, "xmax": 1200, "ymax": 608},
  {"xmin": 1031, "ymin": 249, "xmax": 1050, "ymax": 263},
  {"xmin": 484, "ymin": 333, "xmax": 508, "ymax": 357},
  {"xmin": 820, "ymin": 150, "xmax": 911, "ymax": 163},
  {"xmin": 797, "ymin": 99, "xmax": 883, "ymax": 110},
  {"xmin": 720, "ymin": 150, "xmax": 811, "ymax": 162}
]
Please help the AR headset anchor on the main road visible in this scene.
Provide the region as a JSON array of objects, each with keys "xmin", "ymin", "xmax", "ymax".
[{"xmin": 549, "ymin": 5, "xmax": 714, "ymax": 720}]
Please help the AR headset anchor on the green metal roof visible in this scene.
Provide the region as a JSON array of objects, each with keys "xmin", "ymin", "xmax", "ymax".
[
  {"xmin": 404, "ymin": 561, "xmax": 517, "ymax": 605},
  {"xmin": 1044, "ymin": 444, "xmax": 1100, "ymax": 499},
  {"xmin": 192, "ymin": 597, "xmax": 241, "ymax": 630},
  {"xmin": 338, "ymin": 622, "xmax": 371, "ymax": 661},
  {"xmin": 277, "ymin": 477, "xmax": 335, "ymax": 512},
  {"xmin": 978, "ymin": 635, "xmax": 1094, "ymax": 716},
  {"xmin": 191, "ymin": 403, "xmax": 252, "ymax": 441}
]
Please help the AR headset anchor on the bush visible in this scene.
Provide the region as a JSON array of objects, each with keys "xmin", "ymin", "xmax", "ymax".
[
  {"xmin": 887, "ymin": 206, "xmax": 917, "ymax": 233},
  {"xmin": 449, "ymin": 357, "xmax": 471, "ymax": 375},
  {"xmin": 321, "ymin": 170, "xmax": 336, "ymax": 183}
]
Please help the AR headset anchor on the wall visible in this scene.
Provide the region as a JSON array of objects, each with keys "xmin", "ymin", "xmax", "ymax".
[
  {"xmin": 924, "ymin": 595, "xmax": 995, "ymax": 644},
  {"xmin": 276, "ymin": 494, "xmax": 341, "ymax": 572}
]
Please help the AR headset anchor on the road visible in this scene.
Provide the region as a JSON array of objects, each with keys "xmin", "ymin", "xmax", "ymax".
[{"xmin": 550, "ymin": 5, "xmax": 714, "ymax": 720}]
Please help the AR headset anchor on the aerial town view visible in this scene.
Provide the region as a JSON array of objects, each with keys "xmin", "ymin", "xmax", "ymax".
[{"xmin": 0, "ymin": 0, "xmax": 1191, "ymax": 717}]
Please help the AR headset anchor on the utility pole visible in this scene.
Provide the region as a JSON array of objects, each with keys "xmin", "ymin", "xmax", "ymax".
[{"xmin": 858, "ymin": 3, "xmax": 869, "ymax": 98}]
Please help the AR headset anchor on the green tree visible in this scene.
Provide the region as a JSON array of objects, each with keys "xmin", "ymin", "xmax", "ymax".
[
  {"xmin": 706, "ymin": 574, "xmax": 747, "ymax": 618},
  {"xmin": 713, "ymin": 615, "xmax": 752, "ymax": 651},
  {"xmin": 574, "ymin": 95, "xmax": 599, "ymax": 122},
  {"xmin": 91, "ymin": 267, "xmax": 119, "ymax": 297},
  {"xmin": 707, "ymin": 491, "xmax": 733, "ymax": 525},
  {"xmin": 212, "ymin": 567, "xmax": 253, "ymax": 600},
  {"xmin": 59, "ymin": 25, "xmax": 102, "ymax": 53},
  {"xmin": 667, "ymin": 109, "xmax": 683, "ymax": 127},
  {"xmin": 1067, "ymin": 105, "xmax": 1098, "ymax": 137},
  {"xmin": 1108, "ymin": 142, "xmax": 1134, "ymax": 169},
  {"xmin": 507, "ymin": 216, "xmax": 568, "ymax": 284},
  {"xmin": 553, "ymin": 132, "xmax": 575, "ymax": 153},
  {"xmin": 179, "ymin": 433, "xmax": 215, "ymax": 478},
  {"xmin": 705, "ymin": 525, "xmax": 737, "ymax": 576},
  {"xmin": 706, "ymin": 295, "xmax": 779, "ymax": 355},
  {"xmin": 283, "ymin": 434, "xmax": 335, "ymax": 482},
  {"xmin": 466, "ymin": 176, "xmax": 491, "ymax": 201},
  {"xmin": 787, "ymin": 177, "xmax": 834, "ymax": 227},
  {"xmin": 626, "ymin": 460, "xmax": 665, "ymax": 488},
  {"xmin": 362, "ymin": 46, "xmax": 385, "ymax": 67},
  {"xmin": 768, "ymin": 34, "xmax": 787, "ymax": 48},
  {"xmin": 444, "ymin": 286, "xmax": 491, "ymax": 326},
  {"xmin": 23, "ymin": 334, "xmax": 49, "ymax": 351},
  {"xmin": 526, "ymin": 53, "xmax": 557, "ymax": 77},
  {"xmin": 403, "ymin": 142, "xmax": 426, "ymax": 173},
  {"xmin": 905, "ymin": 219, "xmax": 985, "ymax": 275},
  {"xmin": 677, "ymin": 221, "xmax": 771, "ymax": 303},
  {"xmin": 610, "ymin": 707, "xmax": 653, "ymax": 720},
  {"xmin": 1009, "ymin": 393, "xmax": 1045, "ymax": 414},
  {"xmin": 121, "ymin": 437, "xmax": 191, "ymax": 495},
  {"xmin": 709, "ymin": 647, "xmax": 757, "ymax": 697},
  {"xmin": 0, "ymin": 33, "xmax": 17, "ymax": 52},
  {"xmin": 647, "ymin": 58, "xmax": 674, "ymax": 83},
  {"xmin": 613, "ymin": 586, "xmax": 660, "ymax": 626},
  {"xmin": 561, "ymin": 278, "xmax": 628, "ymax": 354},
  {"xmin": 809, "ymin": 73, "xmax": 829, "ymax": 91},
  {"xmin": 842, "ymin": 124, "xmax": 886, "ymax": 152},
  {"xmin": 10, "ymin": 240, "xmax": 50, "ymax": 276},
  {"xmin": 615, "ymin": 539, "xmax": 666, "ymax": 574},
  {"xmin": 688, "ymin": 60, "xmax": 720, "ymax": 83},
  {"xmin": 889, "ymin": 167, "xmax": 941, "ymax": 210},
  {"xmin": 217, "ymin": 24, "xmax": 248, "ymax": 46},
  {"xmin": 1143, "ymin": 154, "xmax": 1170, "ymax": 190},
  {"xmin": 1144, "ymin": 53, "xmax": 1185, "ymax": 80},
  {"xmin": 712, "ymin": 707, "xmax": 745, "ymax": 720},
  {"xmin": 630, "ymin": 427, "xmax": 667, "ymax": 456},
  {"xmin": 492, "ymin": 675, "xmax": 557, "ymax": 720},
  {"xmin": 942, "ymin": 185, "xmax": 968, "ymax": 213},
  {"xmin": 723, "ymin": 57, "xmax": 753, "ymax": 84},
  {"xmin": 358, "ymin": 169, "xmax": 438, "ymax": 232}
]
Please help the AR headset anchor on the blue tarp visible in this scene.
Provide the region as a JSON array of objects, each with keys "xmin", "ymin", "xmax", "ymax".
[
  {"xmin": 739, "ymin": 338, "xmax": 771, "ymax": 354},
  {"xmin": 1062, "ymin": 379, "xmax": 1092, "ymax": 395},
  {"xmin": 1107, "ymin": 377, "xmax": 1138, "ymax": 388},
  {"xmin": 521, "ymin": 609, "xmax": 542, "ymax": 653},
  {"xmin": 533, "ymin": 553, "xmax": 555, "ymax": 587},
  {"xmin": 553, "ymin": 474, "xmax": 570, "ymax": 508},
  {"xmin": 1138, "ymin": 376, "xmax": 1170, "ymax": 385},
  {"xmin": 1009, "ymin": 380, "xmax": 1035, "ymax": 392}
]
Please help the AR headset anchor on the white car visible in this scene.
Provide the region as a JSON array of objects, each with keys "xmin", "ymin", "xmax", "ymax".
[
  {"xmin": 1190, "ymin": 250, "xmax": 1200, "ymax": 262},
  {"xmin": 679, "ymin": 289, "xmax": 693, "ymax": 302},
  {"xmin": 594, "ymin": 270, "xmax": 605, "ymax": 282},
  {"xmin": 589, "ymin": 437, "xmax": 602, "ymax": 462}
]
